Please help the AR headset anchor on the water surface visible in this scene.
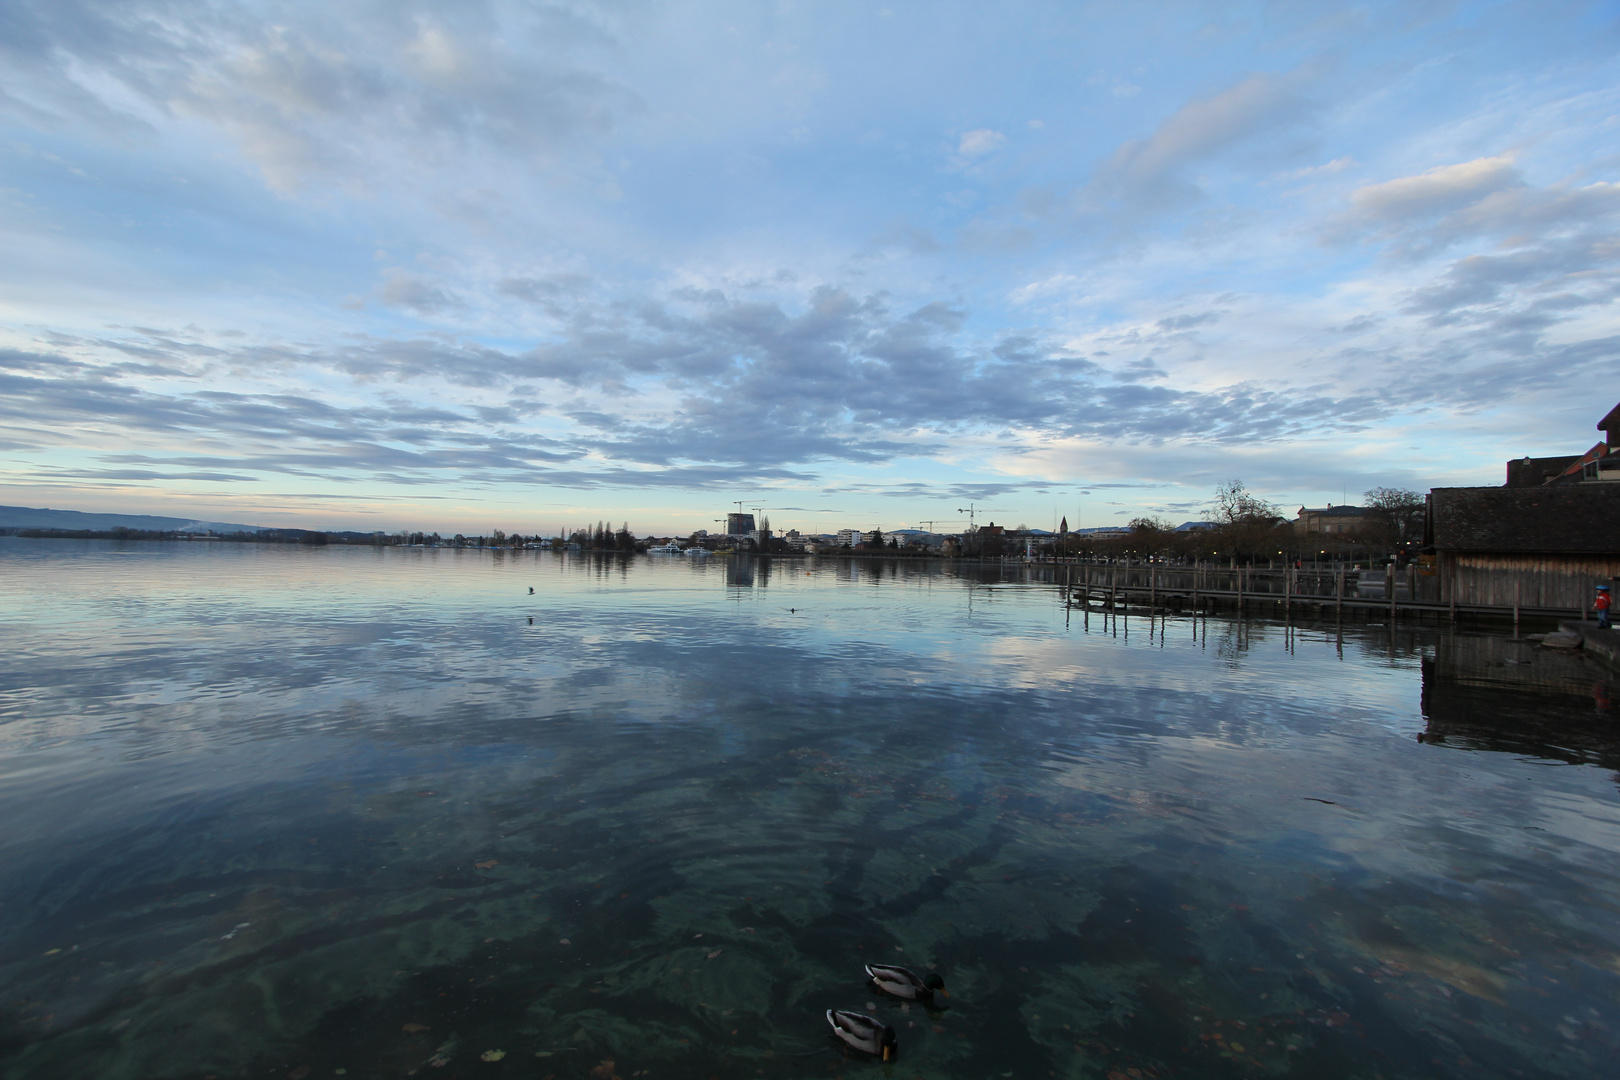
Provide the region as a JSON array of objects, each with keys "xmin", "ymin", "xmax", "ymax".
[{"xmin": 2, "ymin": 540, "xmax": 1618, "ymax": 1079}]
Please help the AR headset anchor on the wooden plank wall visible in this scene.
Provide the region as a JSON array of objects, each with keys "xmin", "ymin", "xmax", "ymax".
[{"xmin": 1443, "ymin": 553, "xmax": 1620, "ymax": 610}]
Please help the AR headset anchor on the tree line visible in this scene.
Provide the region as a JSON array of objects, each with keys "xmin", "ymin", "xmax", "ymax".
[{"xmin": 1053, "ymin": 481, "xmax": 1426, "ymax": 564}]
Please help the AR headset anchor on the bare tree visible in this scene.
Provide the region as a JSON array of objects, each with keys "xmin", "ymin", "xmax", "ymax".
[
  {"xmin": 1212, "ymin": 479, "xmax": 1279, "ymax": 524},
  {"xmin": 1209, "ymin": 480, "xmax": 1284, "ymax": 562},
  {"xmin": 1362, "ymin": 487, "xmax": 1424, "ymax": 554}
]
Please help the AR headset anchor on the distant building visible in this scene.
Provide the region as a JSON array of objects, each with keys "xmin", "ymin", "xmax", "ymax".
[
  {"xmin": 1505, "ymin": 455, "xmax": 1581, "ymax": 487},
  {"xmin": 726, "ymin": 512, "xmax": 756, "ymax": 535},
  {"xmin": 1294, "ymin": 504, "xmax": 1366, "ymax": 536},
  {"xmin": 1505, "ymin": 398, "xmax": 1620, "ymax": 486}
]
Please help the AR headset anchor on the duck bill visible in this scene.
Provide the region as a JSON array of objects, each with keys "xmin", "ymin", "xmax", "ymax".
[
  {"xmin": 939, "ymin": 990, "xmax": 950, "ymax": 998},
  {"xmin": 882, "ymin": 1046, "xmax": 891, "ymax": 1061}
]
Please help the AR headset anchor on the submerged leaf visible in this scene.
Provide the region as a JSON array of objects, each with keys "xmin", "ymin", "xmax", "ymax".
[{"xmin": 480, "ymin": 1049, "xmax": 506, "ymax": 1061}]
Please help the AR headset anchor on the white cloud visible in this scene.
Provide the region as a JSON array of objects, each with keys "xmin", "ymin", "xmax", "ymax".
[
  {"xmin": 1348, "ymin": 155, "xmax": 1520, "ymax": 223},
  {"xmin": 957, "ymin": 128, "xmax": 1007, "ymax": 157},
  {"xmin": 1079, "ymin": 70, "xmax": 1309, "ymax": 216},
  {"xmin": 1287, "ymin": 156, "xmax": 1355, "ymax": 178}
]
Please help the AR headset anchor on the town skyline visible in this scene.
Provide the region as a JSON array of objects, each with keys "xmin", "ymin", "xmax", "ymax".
[{"xmin": 2, "ymin": 2, "xmax": 1616, "ymax": 534}]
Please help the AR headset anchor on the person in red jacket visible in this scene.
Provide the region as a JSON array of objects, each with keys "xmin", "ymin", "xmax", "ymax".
[{"xmin": 1596, "ymin": 585, "xmax": 1612, "ymax": 630}]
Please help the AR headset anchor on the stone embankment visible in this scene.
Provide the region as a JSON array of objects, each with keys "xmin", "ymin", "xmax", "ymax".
[{"xmin": 1554, "ymin": 621, "xmax": 1620, "ymax": 667}]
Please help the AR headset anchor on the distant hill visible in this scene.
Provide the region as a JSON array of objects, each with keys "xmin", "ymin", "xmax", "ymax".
[{"xmin": 0, "ymin": 505, "xmax": 270, "ymax": 534}]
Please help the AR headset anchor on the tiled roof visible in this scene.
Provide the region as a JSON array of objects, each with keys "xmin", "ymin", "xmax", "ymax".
[{"xmin": 1428, "ymin": 484, "xmax": 1620, "ymax": 553}]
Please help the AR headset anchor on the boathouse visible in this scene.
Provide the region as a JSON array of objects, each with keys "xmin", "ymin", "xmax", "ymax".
[{"xmin": 1426, "ymin": 484, "xmax": 1620, "ymax": 611}]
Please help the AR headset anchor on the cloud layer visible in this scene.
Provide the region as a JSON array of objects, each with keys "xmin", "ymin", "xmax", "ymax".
[{"xmin": 1, "ymin": 1, "xmax": 1618, "ymax": 530}]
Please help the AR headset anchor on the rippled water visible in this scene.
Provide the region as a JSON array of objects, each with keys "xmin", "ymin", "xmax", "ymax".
[{"xmin": 2, "ymin": 539, "xmax": 1618, "ymax": 1080}]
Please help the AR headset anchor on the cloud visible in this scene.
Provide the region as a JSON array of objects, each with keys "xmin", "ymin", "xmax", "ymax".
[
  {"xmin": 0, "ymin": 284, "xmax": 1408, "ymax": 499},
  {"xmin": 1348, "ymin": 155, "xmax": 1520, "ymax": 223},
  {"xmin": 0, "ymin": 1, "xmax": 638, "ymax": 192},
  {"xmin": 1079, "ymin": 71, "xmax": 1309, "ymax": 216},
  {"xmin": 1155, "ymin": 312, "xmax": 1219, "ymax": 332},
  {"xmin": 957, "ymin": 129, "xmax": 1006, "ymax": 157},
  {"xmin": 1287, "ymin": 156, "xmax": 1354, "ymax": 178},
  {"xmin": 380, "ymin": 272, "xmax": 461, "ymax": 315},
  {"xmin": 497, "ymin": 273, "xmax": 592, "ymax": 307},
  {"xmin": 1332, "ymin": 162, "xmax": 1620, "ymax": 273}
]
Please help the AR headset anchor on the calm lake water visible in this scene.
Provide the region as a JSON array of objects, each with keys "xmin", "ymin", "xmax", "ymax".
[{"xmin": 2, "ymin": 539, "xmax": 1618, "ymax": 1080}]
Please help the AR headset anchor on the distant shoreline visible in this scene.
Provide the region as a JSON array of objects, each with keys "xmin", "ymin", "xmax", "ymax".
[{"xmin": 0, "ymin": 532, "xmax": 984, "ymax": 560}]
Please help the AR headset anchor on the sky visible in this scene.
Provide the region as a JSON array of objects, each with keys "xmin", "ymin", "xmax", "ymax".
[{"xmin": 2, "ymin": 0, "xmax": 1618, "ymax": 537}]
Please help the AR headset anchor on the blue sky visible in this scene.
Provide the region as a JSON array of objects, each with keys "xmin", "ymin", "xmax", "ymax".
[{"xmin": 2, "ymin": 0, "xmax": 1618, "ymax": 536}]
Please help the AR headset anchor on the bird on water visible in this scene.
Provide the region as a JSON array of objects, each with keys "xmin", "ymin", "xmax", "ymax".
[
  {"xmin": 825, "ymin": 1010, "xmax": 897, "ymax": 1060},
  {"xmin": 865, "ymin": 963, "xmax": 947, "ymax": 1002}
]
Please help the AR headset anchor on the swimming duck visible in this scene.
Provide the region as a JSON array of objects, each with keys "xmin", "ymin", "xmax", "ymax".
[
  {"xmin": 865, "ymin": 963, "xmax": 947, "ymax": 1002},
  {"xmin": 825, "ymin": 1010, "xmax": 897, "ymax": 1060}
]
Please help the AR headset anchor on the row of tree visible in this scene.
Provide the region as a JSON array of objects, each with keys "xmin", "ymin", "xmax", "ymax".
[
  {"xmin": 7, "ymin": 481, "xmax": 1429, "ymax": 564},
  {"xmin": 1055, "ymin": 481, "xmax": 1426, "ymax": 563}
]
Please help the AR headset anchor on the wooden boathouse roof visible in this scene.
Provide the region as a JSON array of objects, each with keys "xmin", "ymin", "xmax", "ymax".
[{"xmin": 1428, "ymin": 484, "xmax": 1620, "ymax": 554}]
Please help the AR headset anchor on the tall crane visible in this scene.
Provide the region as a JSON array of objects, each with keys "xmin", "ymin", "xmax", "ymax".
[{"xmin": 956, "ymin": 502, "xmax": 1003, "ymax": 528}]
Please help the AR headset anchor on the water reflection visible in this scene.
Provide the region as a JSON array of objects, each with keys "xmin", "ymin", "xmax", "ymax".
[
  {"xmin": 1421, "ymin": 631, "xmax": 1618, "ymax": 769},
  {"xmin": 1, "ymin": 542, "xmax": 1618, "ymax": 1078}
]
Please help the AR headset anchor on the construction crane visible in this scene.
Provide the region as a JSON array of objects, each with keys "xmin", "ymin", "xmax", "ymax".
[
  {"xmin": 956, "ymin": 503, "xmax": 1003, "ymax": 528},
  {"xmin": 914, "ymin": 520, "xmax": 948, "ymax": 532}
]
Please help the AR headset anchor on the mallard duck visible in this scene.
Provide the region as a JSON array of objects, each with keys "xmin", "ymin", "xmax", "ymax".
[
  {"xmin": 825, "ymin": 1010, "xmax": 897, "ymax": 1060},
  {"xmin": 865, "ymin": 963, "xmax": 948, "ymax": 1002}
]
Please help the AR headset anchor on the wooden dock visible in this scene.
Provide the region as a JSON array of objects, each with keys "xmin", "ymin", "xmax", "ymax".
[{"xmin": 1054, "ymin": 561, "xmax": 1592, "ymax": 626}]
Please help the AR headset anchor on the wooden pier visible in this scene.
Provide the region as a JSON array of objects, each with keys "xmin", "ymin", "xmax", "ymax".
[{"xmin": 1055, "ymin": 560, "xmax": 1593, "ymax": 626}]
